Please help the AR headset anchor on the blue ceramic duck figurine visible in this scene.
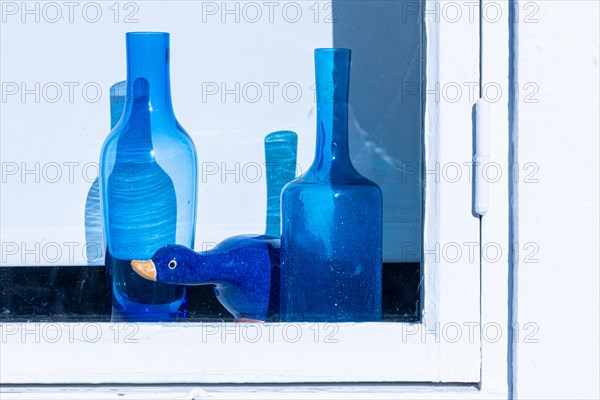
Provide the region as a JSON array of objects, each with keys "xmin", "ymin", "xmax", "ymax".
[{"xmin": 131, "ymin": 235, "xmax": 280, "ymax": 321}]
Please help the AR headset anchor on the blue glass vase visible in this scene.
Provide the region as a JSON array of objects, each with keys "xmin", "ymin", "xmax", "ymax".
[
  {"xmin": 99, "ymin": 32, "xmax": 198, "ymax": 321},
  {"xmin": 280, "ymin": 48, "xmax": 383, "ymax": 322}
]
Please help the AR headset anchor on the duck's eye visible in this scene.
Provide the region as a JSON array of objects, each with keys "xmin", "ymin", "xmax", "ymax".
[{"xmin": 168, "ymin": 260, "xmax": 177, "ymax": 269}]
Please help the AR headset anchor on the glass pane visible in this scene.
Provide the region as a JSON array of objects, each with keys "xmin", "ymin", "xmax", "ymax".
[{"xmin": 0, "ymin": 0, "xmax": 423, "ymax": 323}]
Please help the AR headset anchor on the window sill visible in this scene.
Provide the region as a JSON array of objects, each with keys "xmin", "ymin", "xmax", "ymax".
[{"xmin": 0, "ymin": 383, "xmax": 507, "ymax": 400}]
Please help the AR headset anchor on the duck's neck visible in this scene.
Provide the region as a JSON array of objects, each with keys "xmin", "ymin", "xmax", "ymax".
[
  {"xmin": 173, "ymin": 249, "xmax": 230, "ymax": 285},
  {"xmin": 179, "ymin": 238, "xmax": 269, "ymax": 285}
]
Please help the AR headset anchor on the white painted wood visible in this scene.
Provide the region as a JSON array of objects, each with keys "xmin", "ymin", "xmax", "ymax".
[
  {"xmin": 0, "ymin": 388, "xmax": 208, "ymax": 400},
  {"xmin": 421, "ymin": 0, "xmax": 482, "ymax": 383},
  {"xmin": 0, "ymin": 384, "xmax": 503, "ymax": 400},
  {"xmin": 0, "ymin": 321, "xmax": 478, "ymax": 384},
  {"xmin": 0, "ymin": 0, "xmax": 482, "ymax": 387},
  {"xmin": 511, "ymin": 1, "xmax": 600, "ymax": 399},
  {"xmin": 479, "ymin": 0, "xmax": 511, "ymax": 397}
]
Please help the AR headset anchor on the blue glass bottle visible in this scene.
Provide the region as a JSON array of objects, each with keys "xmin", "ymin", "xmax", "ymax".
[
  {"xmin": 280, "ymin": 48, "xmax": 383, "ymax": 322},
  {"xmin": 99, "ymin": 32, "xmax": 198, "ymax": 321}
]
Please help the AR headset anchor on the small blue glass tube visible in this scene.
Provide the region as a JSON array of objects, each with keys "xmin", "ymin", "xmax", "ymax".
[{"xmin": 264, "ymin": 130, "xmax": 298, "ymax": 237}]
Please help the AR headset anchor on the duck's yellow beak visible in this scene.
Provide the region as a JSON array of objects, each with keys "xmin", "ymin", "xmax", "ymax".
[{"xmin": 131, "ymin": 260, "xmax": 157, "ymax": 281}]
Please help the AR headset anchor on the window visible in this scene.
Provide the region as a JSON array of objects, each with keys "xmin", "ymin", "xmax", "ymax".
[{"xmin": 1, "ymin": 0, "xmax": 482, "ymax": 384}]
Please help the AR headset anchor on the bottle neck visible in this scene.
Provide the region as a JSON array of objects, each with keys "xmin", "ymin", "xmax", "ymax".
[
  {"xmin": 312, "ymin": 49, "xmax": 353, "ymax": 175},
  {"xmin": 124, "ymin": 33, "xmax": 174, "ymax": 120}
]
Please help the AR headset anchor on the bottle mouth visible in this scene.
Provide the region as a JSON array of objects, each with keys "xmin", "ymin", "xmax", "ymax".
[
  {"xmin": 126, "ymin": 32, "xmax": 170, "ymax": 38},
  {"xmin": 315, "ymin": 48, "xmax": 351, "ymax": 54},
  {"xmin": 126, "ymin": 32, "xmax": 171, "ymax": 50}
]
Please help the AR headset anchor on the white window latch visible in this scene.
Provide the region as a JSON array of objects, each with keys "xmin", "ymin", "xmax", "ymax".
[{"xmin": 474, "ymin": 99, "xmax": 491, "ymax": 216}]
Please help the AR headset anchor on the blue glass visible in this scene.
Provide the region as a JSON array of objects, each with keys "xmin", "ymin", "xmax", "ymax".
[
  {"xmin": 131, "ymin": 235, "xmax": 281, "ymax": 321},
  {"xmin": 110, "ymin": 81, "xmax": 127, "ymax": 128},
  {"xmin": 264, "ymin": 131, "xmax": 298, "ymax": 237},
  {"xmin": 280, "ymin": 48, "xmax": 383, "ymax": 322},
  {"xmin": 99, "ymin": 32, "xmax": 198, "ymax": 321}
]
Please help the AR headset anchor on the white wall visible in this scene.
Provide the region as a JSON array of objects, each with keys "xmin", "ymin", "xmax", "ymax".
[{"xmin": 513, "ymin": 1, "xmax": 600, "ymax": 398}]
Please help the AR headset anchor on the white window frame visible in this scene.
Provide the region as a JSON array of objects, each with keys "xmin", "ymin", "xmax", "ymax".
[{"xmin": 1, "ymin": 1, "xmax": 513, "ymax": 393}]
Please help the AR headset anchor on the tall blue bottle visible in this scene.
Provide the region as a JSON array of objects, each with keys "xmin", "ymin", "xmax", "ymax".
[
  {"xmin": 280, "ymin": 48, "xmax": 382, "ymax": 322},
  {"xmin": 99, "ymin": 32, "xmax": 198, "ymax": 321}
]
